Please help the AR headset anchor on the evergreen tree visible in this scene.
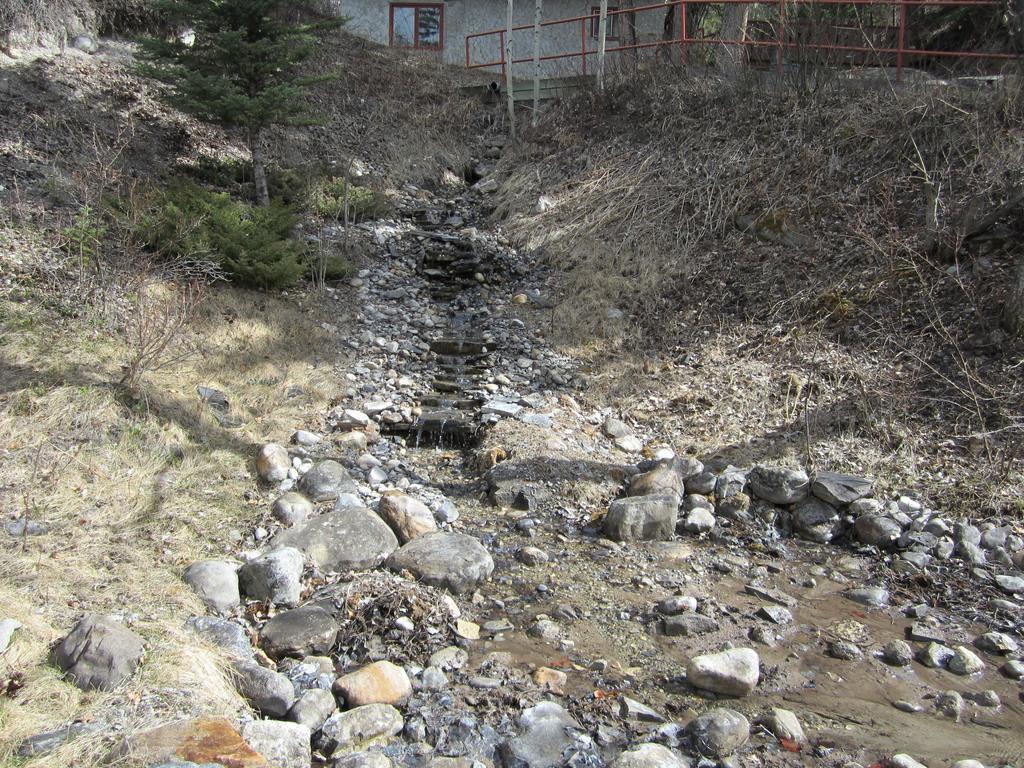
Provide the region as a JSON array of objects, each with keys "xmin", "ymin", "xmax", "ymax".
[{"xmin": 139, "ymin": 0, "xmax": 336, "ymax": 205}]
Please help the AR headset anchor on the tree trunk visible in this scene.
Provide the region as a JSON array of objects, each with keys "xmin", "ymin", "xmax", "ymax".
[
  {"xmin": 249, "ymin": 128, "xmax": 270, "ymax": 207},
  {"xmin": 719, "ymin": 2, "xmax": 750, "ymax": 74},
  {"xmin": 1005, "ymin": 256, "xmax": 1024, "ymax": 336}
]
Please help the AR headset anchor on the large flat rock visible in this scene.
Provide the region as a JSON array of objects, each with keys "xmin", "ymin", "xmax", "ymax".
[
  {"xmin": 604, "ymin": 494, "xmax": 678, "ymax": 542},
  {"xmin": 117, "ymin": 718, "xmax": 270, "ymax": 767},
  {"xmin": 54, "ymin": 614, "xmax": 145, "ymax": 692},
  {"xmin": 386, "ymin": 532, "xmax": 494, "ymax": 594},
  {"xmin": 274, "ymin": 507, "xmax": 398, "ymax": 572}
]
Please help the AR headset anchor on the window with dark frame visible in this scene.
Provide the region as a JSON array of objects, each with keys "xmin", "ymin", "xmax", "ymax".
[
  {"xmin": 390, "ymin": 3, "xmax": 444, "ymax": 50},
  {"xmin": 590, "ymin": 6, "xmax": 621, "ymax": 39}
]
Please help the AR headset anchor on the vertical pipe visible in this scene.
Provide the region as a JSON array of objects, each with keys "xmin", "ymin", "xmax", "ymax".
[
  {"xmin": 532, "ymin": 0, "xmax": 543, "ymax": 127},
  {"xmin": 896, "ymin": 0, "xmax": 907, "ymax": 83},
  {"xmin": 777, "ymin": 0, "xmax": 785, "ymax": 74},
  {"xmin": 679, "ymin": 0, "xmax": 687, "ymax": 65},
  {"xmin": 499, "ymin": 29, "xmax": 506, "ymax": 79},
  {"xmin": 582, "ymin": 18, "xmax": 588, "ymax": 76},
  {"xmin": 597, "ymin": 0, "xmax": 609, "ymax": 91},
  {"xmin": 505, "ymin": 0, "xmax": 517, "ymax": 143},
  {"xmin": 465, "ymin": 34, "xmax": 471, "ymax": 67}
]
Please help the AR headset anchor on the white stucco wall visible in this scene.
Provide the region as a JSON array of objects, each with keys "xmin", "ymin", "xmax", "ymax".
[{"xmin": 337, "ymin": 0, "xmax": 672, "ymax": 77}]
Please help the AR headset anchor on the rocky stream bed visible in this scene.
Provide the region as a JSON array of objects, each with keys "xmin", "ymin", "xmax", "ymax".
[{"xmin": 13, "ymin": 136, "xmax": 1024, "ymax": 768}]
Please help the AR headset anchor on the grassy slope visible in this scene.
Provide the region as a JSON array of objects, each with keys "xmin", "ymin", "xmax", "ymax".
[
  {"xmin": 495, "ymin": 70, "xmax": 1024, "ymax": 516},
  {"xmin": 0, "ymin": 32, "xmax": 481, "ymax": 766}
]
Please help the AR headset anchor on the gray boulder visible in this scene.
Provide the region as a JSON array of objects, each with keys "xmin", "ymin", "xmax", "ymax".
[
  {"xmin": 71, "ymin": 34, "xmax": 99, "ymax": 53},
  {"xmin": 259, "ymin": 605, "xmax": 338, "ymax": 659},
  {"xmin": 53, "ymin": 615, "xmax": 145, "ymax": 691},
  {"xmin": 748, "ymin": 466, "xmax": 809, "ymax": 504},
  {"xmin": 238, "ymin": 547, "xmax": 304, "ymax": 606},
  {"xmin": 256, "ymin": 443, "xmax": 290, "ymax": 483},
  {"xmin": 996, "ymin": 574, "xmax": 1024, "ymax": 593},
  {"xmin": 975, "ymin": 631, "xmax": 1018, "ymax": 656},
  {"xmin": 333, "ymin": 754, "xmax": 393, "ymax": 768},
  {"xmin": 0, "ymin": 618, "xmax": 20, "ymax": 654},
  {"xmin": 185, "ymin": 616, "xmax": 252, "ymax": 658},
  {"xmin": 687, "ymin": 708, "xmax": 750, "ymax": 757},
  {"xmin": 287, "ymin": 688, "xmax": 337, "ymax": 730},
  {"xmin": 298, "ymin": 460, "xmax": 358, "ymax": 502},
  {"xmin": 611, "ymin": 744, "xmax": 690, "ymax": 768},
  {"xmin": 681, "ymin": 508, "xmax": 716, "ymax": 534},
  {"xmin": 16, "ymin": 722, "xmax": 103, "ymax": 758},
  {"xmin": 854, "ymin": 515, "xmax": 902, "ymax": 547},
  {"xmin": 240, "ymin": 720, "xmax": 311, "ymax": 768},
  {"xmin": 386, "ymin": 533, "xmax": 494, "ymax": 594},
  {"xmin": 880, "ymin": 639, "xmax": 913, "ymax": 666},
  {"xmin": 714, "ymin": 467, "xmax": 748, "ymax": 502},
  {"xmin": 811, "ymin": 471, "xmax": 872, "ymax": 505},
  {"xmin": 319, "ymin": 704, "xmax": 404, "ymax": 757},
  {"xmin": 761, "ymin": 708, "xmax": 805, "ymax": 744},
  {"xmin": 686, "ymin": 648, "xmax": 759, "ymax": 697},
  {"xmin": 232, "ymin": 660, "xmax": 296, "ymax": 717},
  {"xmin": 844, "ymin": 587, "xmax": 889, "ymax": 607},
  {"xmin": 791, "ymin": 497, "xmax": 842, "ymax": 543},
  {"xmin": 664, "ymin": 614, "xmax": 720, "ymax": 637},
  {"xmin": 604, "ymin": 494, "xmax": 678, "ymax": 542},
  {"xmin": 272, "ymin": 492, "xmax": 315, "ymax": 527},
  {"xmin": 274, "ymin": 508, "xmax": 398, "ymax": 572},
  {"xmin": 630, "ymin": 461, "xmax": 684, "ymax": 500},
  {"xmin": 948, "ymin": 645, "xmax": 985, "ymax": 675},
  {"xmin": 499, "ymin": 701, "xmax": 582, "ymax": 768},
  {"xmin": 183, "ymin": 560, "xmax": 240, "ymax": 615},
  {"xmin": 685, "ymin": 471, "xmax": 717, "ymax": 496}
]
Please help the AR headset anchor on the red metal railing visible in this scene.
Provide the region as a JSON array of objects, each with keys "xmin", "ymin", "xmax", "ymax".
[{"xmin": 465, "ymin": 0, "xmax": 1020, "ymax": 82}]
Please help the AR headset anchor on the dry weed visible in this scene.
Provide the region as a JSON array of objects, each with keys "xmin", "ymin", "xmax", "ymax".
[
  {"xmin": 498, "ymin": 69, "xmax": 1024, "ymax": 515},
  {"xmin": 0, "ymin": 272, "xmax": 346, "ymax": 765}
]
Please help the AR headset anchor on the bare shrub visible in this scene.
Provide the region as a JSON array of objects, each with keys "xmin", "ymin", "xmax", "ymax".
[{"xmin": 119, "ymin": 278, "xmax": 203, "ymax": 391}]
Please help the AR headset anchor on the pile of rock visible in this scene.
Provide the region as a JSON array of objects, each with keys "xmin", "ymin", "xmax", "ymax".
[{"xmin": 602, "ymin": 458, "xmax": 1024, "ymax": 593}]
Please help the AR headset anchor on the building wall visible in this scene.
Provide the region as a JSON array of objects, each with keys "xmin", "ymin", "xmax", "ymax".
[{"xmin": 337, "ymin": 0, "xmax": 672, "ymax": 77}]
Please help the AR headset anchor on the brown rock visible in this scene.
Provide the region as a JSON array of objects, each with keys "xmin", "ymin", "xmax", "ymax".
[
  {"xmin": 333, "ymin": 660, "xmax": 412, "ymax": 707},
  {"xmin": 377, "ymin": 492, "xmax": 437, "ymax": 543},
  {"xmin": 629, "ymin": 462, "xmax": 683, "ymax": 499},
  {"xmin": 532, "ymin": 667, "xmax": 567, "ymax": 694},
  {"xmin": 117, "ymin": 718, "xmax": 270, "ymax": 768},
  {"xmin": 256, "ymin": 443, "xmax": 290, "ymax": 483}
]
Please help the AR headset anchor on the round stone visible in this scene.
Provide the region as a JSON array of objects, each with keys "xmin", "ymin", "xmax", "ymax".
[
  {"xmin": 273, "ymin": 508, "xmax": 398, "ymax": 572},
  {"xmin": 272, "ymin": 492, "xmax": 314, "ymax": 527},
  {"xmin": 686, "ymin": 708, "xmax": 750, "ymax": 757},
  {"xmin": 386, "ymin": 532, "xmax": 494, "ymax": 594},
  {"xmin": 686, "ymin": 648, "xmax": 760, "ymax": 697},
  {"xmin": 256, "ymin": 443, "xmax": 290, "ymax": 483},
  {"xmin": 298, "ymin": 460, "xmax": 358, "ymax": 502}
]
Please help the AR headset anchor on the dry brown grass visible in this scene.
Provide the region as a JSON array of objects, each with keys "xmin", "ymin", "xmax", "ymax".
[
  {"xmin": 0, "ymin": 227, "xmax": 346, "ymax": 765},
  {"xmin": 278, "ymin": 31, "xmax": 491, "ymax": 187},
  {"xmin": 495, "ymin": 69, "xmax": 1024, "ymax": 518}
]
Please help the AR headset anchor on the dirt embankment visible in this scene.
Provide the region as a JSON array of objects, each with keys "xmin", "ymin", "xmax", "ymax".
[{"xmin": 489, "ymin": 70, "xmax": 1024, "ymax": 518}]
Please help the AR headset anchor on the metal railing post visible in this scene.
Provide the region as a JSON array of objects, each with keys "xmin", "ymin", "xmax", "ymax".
[
  {"xmin": 777, "ymin": 0, "xmax": 785, "ymax": 74},
  {"xmin": 679, "ymin": 0, "xmax": 687, "ymax": 65},
  {"xmin": 581, "ymin": 18, "xmax": 588, "ymax": 75},
  {"xmin": 896, "ymin": 0, "xmax": 907, "ymax": 83},
  {"xmin": 465, "ymin": 35, "xmax": 471, "ymax": 67},
  {"xmin": 499, "ymin": 29, "xmax": 507, "ymax": 79}
]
